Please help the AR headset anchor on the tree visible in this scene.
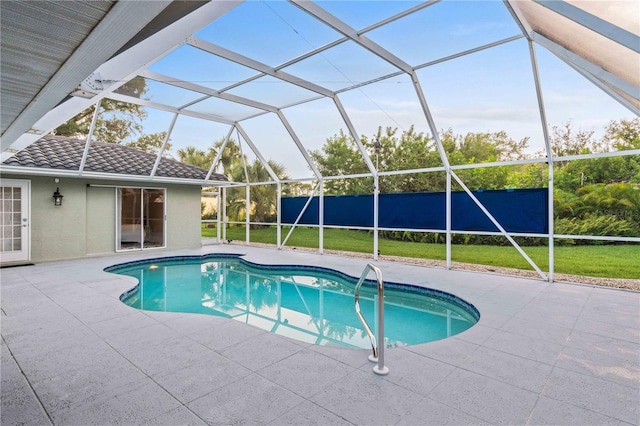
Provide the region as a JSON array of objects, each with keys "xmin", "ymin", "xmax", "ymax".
[
  {"xmin": 213, "ymin": 139, "xmax": 242, "ymax": 177},
  {"xmin": 383, "ymin": 126, "xmax": 444, "ymax": 192},
  {"xmin": 310, "ymin": 130, "xmax": 371, "ymax": 194},
  {"xmin": 310, "ymin": 126, "xmax": 534, "ymax": 194},
  {"xmin": 227, "ymin": 159, "xmax": 289, "ymax": 226},
  {"xmin": 549, "ymin": 122, "xmax": 597, "ymax": 156},
  {"xmin": 602, "ymin": 118, "xmax": 640, "ymax": 184},
  {"xmin": 126, "ymin": 132, "xmax": 169, "ymax": 155},
  {"xmin": 178, "ymin": 138, "xmax": 290, "ymax": 225},
  {"xmin": 177, "ymin": 145, "xmax": 214, "ymax": 170},
  {"xmin": 443, "ymin": 130, "xmax": 529, "ymax": 165},
  {"xmin": 455, "ymin": 165, "xmax": 511, "ymax": 191},
  {"xmin": 177, "ymin": 138, "xmax": 245, "ymax": 175},
  {"xmin": 53, "ymin": 77, "xmax": 167, "ymax": 151},
  {"xmin": 552, "ymin": 120, "xmax": 640, "ymax": 192},
  {"xmin": 603, "ymin": 117, "xmax": 640, "ymax": 150}
]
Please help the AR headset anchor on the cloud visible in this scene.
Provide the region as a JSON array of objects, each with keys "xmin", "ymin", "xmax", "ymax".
[
  {"xmin": 544, "ymin": 91, "xmax": 593, "ymax": 105},
  {"xmin": 450, "ymin": 22, "xmax": 512, "ymax": 37},
  {"xmin": 433, "ymin": 107, "xmax": 538, "ymax": 122}
]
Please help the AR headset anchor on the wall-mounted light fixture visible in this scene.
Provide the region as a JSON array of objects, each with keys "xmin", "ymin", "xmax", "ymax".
[{"xmin": 52, "ymin": 188, "xmax": 63, "ymax": 206}]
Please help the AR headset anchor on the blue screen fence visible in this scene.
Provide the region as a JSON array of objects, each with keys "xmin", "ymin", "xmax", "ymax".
[{"xmin": 281, "ymin": 188, "xmax": 548, "ymax": 234}]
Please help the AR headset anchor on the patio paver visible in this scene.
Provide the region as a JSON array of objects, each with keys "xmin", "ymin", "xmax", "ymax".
[{"xmin": 1, "ymin": 245, "xmax": 639, "ymax": 425}]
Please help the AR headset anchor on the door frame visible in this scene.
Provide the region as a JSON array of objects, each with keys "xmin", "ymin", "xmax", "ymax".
[
  {"xmin": 115, "ymin": 186, "xmax": 166, "ymax": 252},
  {"xmin": 0, "ymin": 178, "xmax": 31, "ymax": 263}
]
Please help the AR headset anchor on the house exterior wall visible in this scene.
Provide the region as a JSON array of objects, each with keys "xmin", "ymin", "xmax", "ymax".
[
  {"xmin": 1, "ymin": 173, "xmax": 203, "ymax": 263},
  {"xmin": 31, "ymin": 176, "xmax": 88, "ymax": 261},
  {"xmin": 166, "ymin": 184, "xmax": 202, "ymax": 250},
  {"xmin": 86, "ymin": 185, "xmax": 116, "ymax": 256}
]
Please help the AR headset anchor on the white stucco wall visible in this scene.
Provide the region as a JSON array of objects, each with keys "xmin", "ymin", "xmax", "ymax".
[
  {"xmin": 86, "ymin": 185, "xmax": 116, "ymax": 256},
  {"xmin": 30, "ymin": 176, "xmax": 88, "ymax": 262},
  {"xmin": 166, "ymin": 184, "xmax": 203, "ymax": 250},
  {"xmin": 1, "ymin": 173, "xmax": 204, "ymax": 263}
]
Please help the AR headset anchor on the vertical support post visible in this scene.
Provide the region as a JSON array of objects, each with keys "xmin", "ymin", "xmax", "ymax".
[
  {"xmin": 373, "ymin": 174, "xmax": 379, "ymax": 260},
  {"xmin": 140, "ymin": 189, "xmax": 145, "ymax": 248},
  {"xmin": 222, "ymin": 187, "xmax": 227, "ymax": 243},
  {"xmin": 277, "ymin": 182, "xmax": 282, "ymax": 249},
  {"xmin": 319, "ymin": 179, "xmax": 324, "ymax": 255},
  {"xmin": 446, "ymin": 171, "xmax": 452, "ymax": 269},
  {"xmin": 548, "ymin": 163, "xmax": 554, "ymax": 282},
  {"xmin": 245, "ymin": 184, "xmax": 250, "ymax": 245}
]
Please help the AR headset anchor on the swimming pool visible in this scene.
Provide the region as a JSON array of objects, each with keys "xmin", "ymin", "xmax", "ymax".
[{"xmin": 107, "ymin": 255, "xmax": 479, "ymax": 350}]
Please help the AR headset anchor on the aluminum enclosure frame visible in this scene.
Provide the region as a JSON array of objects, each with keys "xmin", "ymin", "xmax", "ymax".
[{"xmin": 2, "ymin": 0, "xmax": 638, "ymax": 281}]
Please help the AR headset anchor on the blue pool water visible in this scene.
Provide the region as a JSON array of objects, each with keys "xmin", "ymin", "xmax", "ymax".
[{"xmin": 107, "ymin": 255, "xmax": 479, "ymax": 349}]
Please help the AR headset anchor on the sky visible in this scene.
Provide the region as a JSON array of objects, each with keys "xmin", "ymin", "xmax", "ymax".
[{"xmin": 115, "ymin": 0, "xmax": 635, "ymax": 179}]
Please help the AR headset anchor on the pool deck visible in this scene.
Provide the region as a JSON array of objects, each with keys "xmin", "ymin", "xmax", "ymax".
[{"xmin": 2, "ymin": 245, "xmax": 639, "ymax": 425}]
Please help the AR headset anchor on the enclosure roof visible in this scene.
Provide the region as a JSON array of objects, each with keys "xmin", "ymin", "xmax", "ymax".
[
  {"xmin": 0, "ymin": 0, "xmax": 638, "ymax": 162},
  {"xmin": 2, "ymin": 135, "xmax": 227, "ymax": 184}
]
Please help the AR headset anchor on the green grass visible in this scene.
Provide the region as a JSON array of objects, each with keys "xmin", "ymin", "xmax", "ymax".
[{"xmin": 202, "ymin": 224, "xmax": 639, "ymax": 279}]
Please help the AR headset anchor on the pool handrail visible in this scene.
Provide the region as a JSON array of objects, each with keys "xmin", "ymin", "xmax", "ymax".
[{"xmin": 354, "ymin": 263, "xmax": 389, "ymax": 375}]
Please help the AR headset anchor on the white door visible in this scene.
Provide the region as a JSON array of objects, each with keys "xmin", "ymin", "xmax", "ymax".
[{"xmin": 0, "ymin": 179, "xmax": 30, "ymax": 263}]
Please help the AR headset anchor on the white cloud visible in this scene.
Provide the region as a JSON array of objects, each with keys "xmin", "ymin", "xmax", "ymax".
[
  {"xmin": 450, "ymin": 22, "xmax": 512, "ymax": 37},
  {"xmin": 433, "ymin": 107, "xmax": 539, "ymax": 123}
]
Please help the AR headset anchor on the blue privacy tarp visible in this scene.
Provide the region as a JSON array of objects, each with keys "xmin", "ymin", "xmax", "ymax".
[{"xmin": 281, "ymin": 188, "xmax": 548, "ymax": 234}]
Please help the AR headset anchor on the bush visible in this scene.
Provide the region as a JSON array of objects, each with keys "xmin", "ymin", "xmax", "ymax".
[
  {"xmin": 378, "ymin": 230, "xmax": 548, "ymax": 246},
  {"xmin": 555, "ymin": 213, "xmax": 640, "ymax": 244}
]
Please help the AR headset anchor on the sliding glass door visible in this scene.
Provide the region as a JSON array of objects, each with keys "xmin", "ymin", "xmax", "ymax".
[
  {"xmin": 144, "ymin": 189, "xmax": 165, "ymax": 248},
  {"xmin": 117, "ymin": 187, "xmax": 165, "ymax": 251}
]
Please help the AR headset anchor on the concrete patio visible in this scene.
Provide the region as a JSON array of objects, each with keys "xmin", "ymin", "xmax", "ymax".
[{"xmin": 1, "ymin": 245, "xmax": 639, "ymax": 425}]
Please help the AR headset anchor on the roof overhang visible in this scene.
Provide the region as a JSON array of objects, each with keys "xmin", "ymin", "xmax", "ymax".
[{"xmin": 0, "ymin": 1, "xmax": 176, "ymax": 150}]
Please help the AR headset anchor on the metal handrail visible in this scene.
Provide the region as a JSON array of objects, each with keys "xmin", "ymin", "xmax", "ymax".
[{"xmin": 354, "ymin": 263, "xmax": 389, "ymax": 375}]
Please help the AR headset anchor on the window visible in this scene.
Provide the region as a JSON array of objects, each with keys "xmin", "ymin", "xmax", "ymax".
[{"xmin": 116, "ymin": 187, "xmax": 165, "ymax": 251}]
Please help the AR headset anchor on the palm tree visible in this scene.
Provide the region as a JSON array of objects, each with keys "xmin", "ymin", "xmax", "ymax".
[
  {"xmin": 229, "ymin": 159, "xmax": 288, "ymax": 226},
  {"xmin": 176, "ymin": 146, "xmax": 212, "ymax": 169},
  {"xmin": 212, "ymin": 139, "xmax": 242, "ymax": 177},
  {"xmin": 578, "ymin": 182, "xmax": 640, "ymax": 216}
]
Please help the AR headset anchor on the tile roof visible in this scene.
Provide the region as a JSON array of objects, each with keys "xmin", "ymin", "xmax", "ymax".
[{"xmin": 2, "ymin": 135, "xmax": 227, "ymax": 182}]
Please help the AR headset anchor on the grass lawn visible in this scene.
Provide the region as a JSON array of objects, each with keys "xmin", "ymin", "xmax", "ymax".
[{"xmin": 202, "ymin": 224, "xmax": 639, "ymax": 279}]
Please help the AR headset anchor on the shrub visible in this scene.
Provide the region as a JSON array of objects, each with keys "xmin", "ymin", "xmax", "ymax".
[{"xmin": 555, "ymin": 213, "xmax": 639, "ymax": 244}]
